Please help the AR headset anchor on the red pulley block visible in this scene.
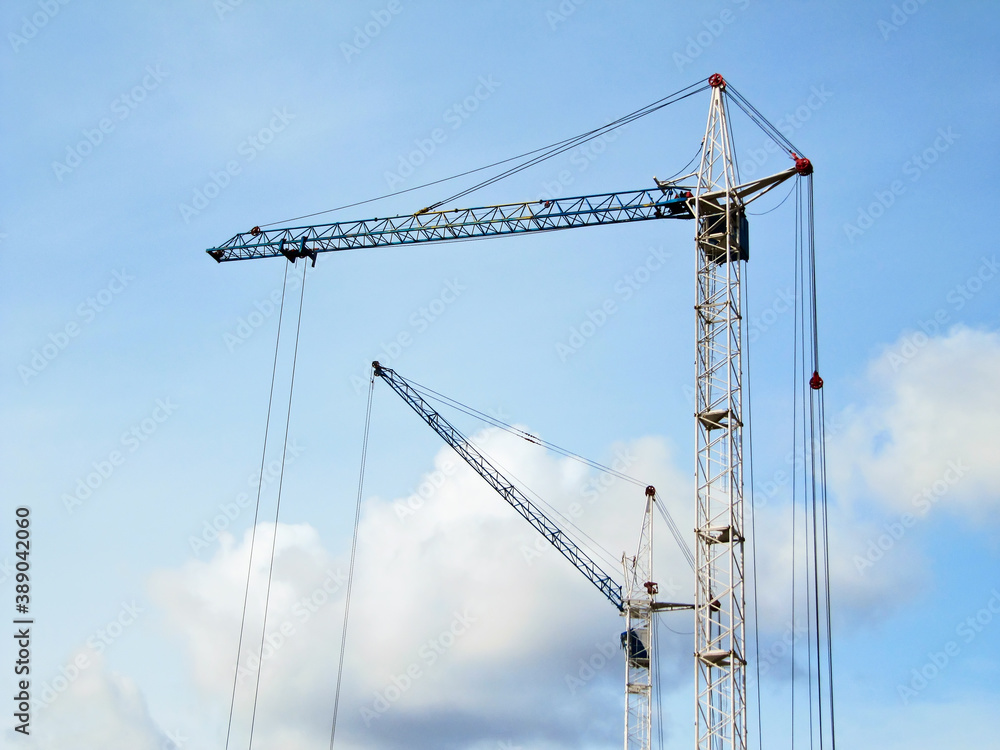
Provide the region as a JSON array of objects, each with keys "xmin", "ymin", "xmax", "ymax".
[
  {"xmin": 809, "ymin": 371, "xmax": 824, "ymax": 390},
  {"xmin": 792, "ymin": 153, "xmax": 813, "ymax": 176}
]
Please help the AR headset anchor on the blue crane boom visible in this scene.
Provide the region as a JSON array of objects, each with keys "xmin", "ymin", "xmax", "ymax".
[
  {"xmin": 371, "ymin": 361, "xmax": 626, "ymax": 612},
  {"xmin": 206, "ymin": 186, "xmax": 693, "ymax": 263}
]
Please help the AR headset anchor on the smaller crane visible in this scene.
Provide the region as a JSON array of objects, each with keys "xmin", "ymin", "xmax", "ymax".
[{"xmin": 371, "ymin": 361, "xmax": 691, "ymax": 750}]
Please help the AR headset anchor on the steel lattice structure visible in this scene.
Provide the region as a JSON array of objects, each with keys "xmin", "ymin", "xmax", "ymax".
[
  {"xmin": 207, "ymin": 189, "xmax": 693, "ymax": 263},
  {"xmin": 372, "ymin": 361, "xmax": 625, "ymax": 611}
]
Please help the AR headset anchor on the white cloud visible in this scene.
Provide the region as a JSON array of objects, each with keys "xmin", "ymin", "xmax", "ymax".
[
  {"xmin": 829, "ymin": 325, "xmax": 1000, "ymax": 520},
  {"xmin": 149, "ymin": 430, "xmax": 696, "ymax": 749},
  {"xmin": 13, "ymin": 653, "xmax": 168, "ymax": 750}
]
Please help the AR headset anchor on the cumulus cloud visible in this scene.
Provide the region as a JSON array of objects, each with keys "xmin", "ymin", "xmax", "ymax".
[
  {"xmin": 829, "ymin": 325, "xmax": 1000, "ymax": 520},
  {"xmin": 13, "ymin": 653, "xmax": 169, "ymax": 750},
  {"xmin": 152, "ymin": 337, "xmax": 998, "ymax": 750},
  {"xmin": 149, "ymin": 429, "xmax": 695, "ymax": 750}
]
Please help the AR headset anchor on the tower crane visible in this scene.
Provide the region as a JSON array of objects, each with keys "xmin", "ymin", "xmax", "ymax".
[
  {"xmin": 370, "ymin": 360, "xmax": 692, "ymax": 750},
  {"xmin": 206, "ymin": 75, "xmax": 815, "ymax": 750}
]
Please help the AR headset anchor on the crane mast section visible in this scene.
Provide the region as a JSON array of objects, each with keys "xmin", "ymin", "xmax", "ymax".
[
  {"xmin": 207, "ymin": 188, "xmax": 693, "ymax": 263},
  {"xmin": 372, "ymin": 363, "xmax": 625, "ymax": 612}
]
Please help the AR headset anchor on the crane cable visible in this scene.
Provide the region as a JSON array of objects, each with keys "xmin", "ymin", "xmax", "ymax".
[
  {"xmin": 743, "ymin": 222, "xmax": 765, "ymax": 750},
  {"xmin": 405, "ymin": 377, "xmax": 647, "ymax": 487},
  {"xmin": 401, "ymin": 377, "xmax": 695, "ymax": 573},
  {"xmin": 422, "ymin": 82, "xmax": 710, "ymax": 213},
  {"xmin": 805, "ymin": 172, "xmax": 837, "ymax": 750},
  {"xmin": 223, "ymin": 261, "xmax": 291, "ymax": 750},
  {"xmin": 328, "ymin": 372, "xmax": 375, "ymax": 749},
  {"xmin": 247, "ymin": 260, "xmax": 309, "ymax": 749},
  {"xmin": 789, "ymin": 174, "xmax": 836, "ymax": 750},
  {"xmin": 725, "ymin": 84, "xmax": 804, "ymax": 159},
  {"xmin": 259, "ymin": 80, "xmax": 709, "ymax": 229}
]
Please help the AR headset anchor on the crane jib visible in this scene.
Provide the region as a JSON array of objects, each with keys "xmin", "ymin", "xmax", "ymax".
[
  {"xmin": 371, "ymin": 361, "xmax": 626, "ymax": 612},
  {"xmin": 206, "ymin": 188, "xmax": 694, "ymax": 263}
]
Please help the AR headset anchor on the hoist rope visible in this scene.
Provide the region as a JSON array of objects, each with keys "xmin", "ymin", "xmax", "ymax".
[
  {"xmin": 224, "ymin": 261, "xmax": 290, "ymax": 750},
  {"xmin": 247, "ymin": 260, "xmax": 309, "ymax": 749},
  {"xmin": 328, "ymin": 372, "xmax": 376, "ymax": 749},
  {"xmin": 805, "ymin": 173, "xmax": 837, "ymax": 750},
  {"xmin": 788, "ymin": 173, "xmax": 836, "ymax": 750},
  {"xmin": 743, "ymin": 257, "xmax": 765, "ymax": 750},
  {"xmin": 259, "ymin": 80, "xmax": 709, "ymax": 228},
  {"xmin": 790, "ymin": 175, "xmax": 804, "ymax": 748},
  {"xmin": 653, "ymin": 617, "xmax": 665, "ymax": 750}
]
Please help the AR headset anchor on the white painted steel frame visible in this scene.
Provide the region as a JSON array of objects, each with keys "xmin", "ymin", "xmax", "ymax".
[
  {"xmin": 690, "ymin": 85, "xmax": 798, "ymax": 750},
  {"xmin": 693, "ymin": 83, "xmax": 746, "ymax": 750},
  {"xmin": 623, "ymin": 489, "xmax": 655, "ymax": 750}
]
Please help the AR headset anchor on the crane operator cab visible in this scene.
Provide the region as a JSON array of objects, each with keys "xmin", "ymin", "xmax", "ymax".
[{"xmin": 621, "ymin": 628, "xmax": 650, "ymax": 667}]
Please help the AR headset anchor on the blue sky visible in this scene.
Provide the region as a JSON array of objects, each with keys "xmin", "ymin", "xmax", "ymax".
[{"xmin": 2, "ymin": 2, "xmax": 999, "ymax": 749}]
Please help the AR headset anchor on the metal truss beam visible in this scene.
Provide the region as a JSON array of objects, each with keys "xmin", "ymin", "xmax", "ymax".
[{"xmin": 207, "ymin": 188, "xmax": 693, "ymax": 263}]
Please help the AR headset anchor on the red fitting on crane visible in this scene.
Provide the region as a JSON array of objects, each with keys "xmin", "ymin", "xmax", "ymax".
[
  {"xmin": 645, "ymin": 485, "xmax": 656, "ymax": 497},
  {"xmin": 708, "ymin": 73, "xmax": 726, "ymax": 89},
  {"xmin": 809, "ymin": 371, "xmax": 824, "ymax": 390},
  {"xmin": 250, "ymin": 226, "xmax": 261, "ymax": 236},
  {"xmin": 791, "ymin": 154, "xmax": 813, "ymax": 176},
  {"xmin": 644, "ymin": 581, "xmax": 659, "ymax": 595}
]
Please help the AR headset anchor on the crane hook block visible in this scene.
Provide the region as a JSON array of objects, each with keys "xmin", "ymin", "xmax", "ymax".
[
  {"xmin": 708, "ymin": 73, "xmax": 726, "ymax": 89},
  {"xmin": 809, "ymin": 371, "xmax": 824, "ymax": 390}
]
